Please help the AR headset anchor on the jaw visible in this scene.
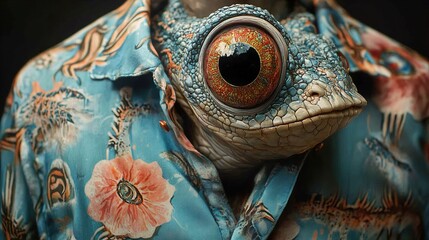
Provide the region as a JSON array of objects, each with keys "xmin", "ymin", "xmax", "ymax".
[
  {"xmin": 255, "ymin": 106, "xmax": 363, "ymax": 158},
  {"xmin": 191, "ymin": 105, "xmax": 364, "ymax": 172}
]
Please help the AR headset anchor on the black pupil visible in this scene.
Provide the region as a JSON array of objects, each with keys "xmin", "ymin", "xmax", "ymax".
[{"xmin": 218, "ymin": 43, "xmax": 260, "ymax": 86}]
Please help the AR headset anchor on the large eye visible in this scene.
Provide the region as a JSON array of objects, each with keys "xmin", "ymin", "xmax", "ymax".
[{"xmin": 200, "ymin": 16, "xmax": 287, "ymax": 112}]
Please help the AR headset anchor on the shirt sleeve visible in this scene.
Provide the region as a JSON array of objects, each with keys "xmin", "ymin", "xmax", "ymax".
[{"xmin": 1, "ymin": 89, "xmax": 39, "ymax": 239}]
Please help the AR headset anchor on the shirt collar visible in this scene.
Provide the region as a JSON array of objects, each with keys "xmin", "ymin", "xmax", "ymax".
[{"xmin": 67, "ymin": 0, "xmax": 161, "ymax": 81}]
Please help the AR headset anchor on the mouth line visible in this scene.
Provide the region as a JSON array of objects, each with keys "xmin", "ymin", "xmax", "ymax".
[
  {"xmin": 242, "ymin": 106, "xmax": 364, "ymax": 132},
  {"xmin": 302, "ymin": 106, "xmax": 364, "ymax": 123}
]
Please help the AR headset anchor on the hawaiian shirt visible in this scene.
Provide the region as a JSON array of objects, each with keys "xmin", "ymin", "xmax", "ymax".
[{"xmin": 1, "ymin": 0, "xmax": 428, "ymax": 239}]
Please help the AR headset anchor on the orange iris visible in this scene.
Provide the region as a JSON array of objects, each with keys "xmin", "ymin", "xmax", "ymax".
[{"xmin": 203, "ymin": 25, "xmax": 282, "ymax": 109}]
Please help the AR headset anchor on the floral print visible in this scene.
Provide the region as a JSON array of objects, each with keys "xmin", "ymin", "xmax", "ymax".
[{"xmin": 84, "ymin": 154, "xmax": 175, "ymax": 238}]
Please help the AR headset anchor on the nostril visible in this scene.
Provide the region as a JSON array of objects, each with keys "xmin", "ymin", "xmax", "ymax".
[
  {"xmin": 311, "ymin": 92, "xmax": 320, "ymax": 98},
  {"xmin": 308, "ymin": 84, "xmax": 325, "ymax": 98}
]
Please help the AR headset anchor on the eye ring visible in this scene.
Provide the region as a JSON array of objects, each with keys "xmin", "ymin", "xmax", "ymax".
[{"xmin": 198, "ymin": 16, "xmax": 288, "ymax": 115}]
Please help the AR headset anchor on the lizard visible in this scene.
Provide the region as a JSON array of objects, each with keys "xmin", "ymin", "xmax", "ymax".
[{"xmin": 151, "ymin": 0, "xmax": 367, "ymax": 182}]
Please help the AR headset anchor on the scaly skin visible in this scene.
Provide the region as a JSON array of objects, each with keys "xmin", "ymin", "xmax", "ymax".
[{"xmin": 152, "ymin": 2, "xmax": 366, "ymax": 178}]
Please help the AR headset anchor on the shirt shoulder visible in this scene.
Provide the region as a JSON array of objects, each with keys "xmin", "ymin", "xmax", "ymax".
[{"xmin": 9, "ymin": 0, "xmax": 160, "ymax": 110}]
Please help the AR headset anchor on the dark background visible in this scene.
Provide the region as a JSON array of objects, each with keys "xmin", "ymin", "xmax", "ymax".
[{"xmin": 1, "ymin": 0, "xmax": 428, "ymax": 113}]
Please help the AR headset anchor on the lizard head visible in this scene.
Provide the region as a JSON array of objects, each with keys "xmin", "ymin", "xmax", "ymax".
[{"xmin": 153, "ymin": 2, "xmax": 366, "ymax": 174}]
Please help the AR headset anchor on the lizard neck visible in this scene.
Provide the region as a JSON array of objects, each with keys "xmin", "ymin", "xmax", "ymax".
[
  {"xmin": 191, "ymin": 119, "xmax": 262, "ymax": 182},
  {"xmin": 174, "ymin": 92, "xmax": 263, "ymax": 184}
]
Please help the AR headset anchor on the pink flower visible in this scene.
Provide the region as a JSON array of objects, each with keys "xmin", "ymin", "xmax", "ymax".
[{"xmin": 84, "ymin": 154, "xmax": 175, "ymax": 238}]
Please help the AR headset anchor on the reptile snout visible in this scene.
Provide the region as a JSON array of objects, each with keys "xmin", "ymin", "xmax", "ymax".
[{"xmin": 300, "ymin": 79, "xmax": 366, "ymax": 118}]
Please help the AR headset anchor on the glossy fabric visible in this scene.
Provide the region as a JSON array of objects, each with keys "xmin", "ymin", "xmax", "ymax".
[{"xmin": 1, "ymin": 0, "xmax": 428, "ymax": 239}]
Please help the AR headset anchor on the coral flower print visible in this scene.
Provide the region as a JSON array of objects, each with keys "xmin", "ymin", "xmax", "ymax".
[{"xmin": 84, "ymin": 154, "xmax": 175, "ymax": 238}]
